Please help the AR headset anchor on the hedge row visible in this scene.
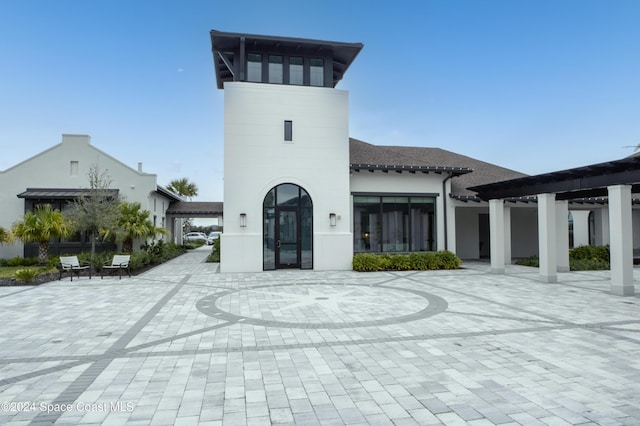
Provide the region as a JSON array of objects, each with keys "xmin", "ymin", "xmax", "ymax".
[
  {"xmin": 514, "ymin": 245, "xmax": 611, "ymax": 271},
  {"xmin": 353, "ymin": 251, "xmax": 461, "ymax": 272}
]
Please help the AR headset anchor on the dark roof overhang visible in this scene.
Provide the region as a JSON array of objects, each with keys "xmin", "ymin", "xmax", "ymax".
[
  {"xmin": 166, "ymin": 201, "xmax": 223, "ymax": 217},
  {"xmin": 155, "ymin": 185, "xmax": 183, "ymax": 202},
  {"xmin": 210, "ymin": 30, "xmax": 363, "ymax": 89},
  {"xmin": 350, "ymin": 163, "xmax": 472, "ymax": 176},
  {"xmin": 17, "ymin": 188, "xmax": 119, "ymax": 199},
  {"xmin": 468, "ymin": 156, "xmax": 640, "ymax": 201}
]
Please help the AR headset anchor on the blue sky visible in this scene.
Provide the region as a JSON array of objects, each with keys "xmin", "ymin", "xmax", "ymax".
[{"xmin": 1, "ymin": 0, "xmax": 638, "ymax": 203}]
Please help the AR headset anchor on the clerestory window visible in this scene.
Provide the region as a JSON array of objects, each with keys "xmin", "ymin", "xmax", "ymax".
[{"xmin": 247, "ymin": 53, "xmax": 262, "ymax": 82}]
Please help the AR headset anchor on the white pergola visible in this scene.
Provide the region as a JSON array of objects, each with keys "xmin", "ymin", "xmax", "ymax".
[{"xmin": 470, "ymin": 157, "xmax": 640, "ymax": 296}]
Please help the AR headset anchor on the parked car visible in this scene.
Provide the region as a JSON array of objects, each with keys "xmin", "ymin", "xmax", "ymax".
[
  {"xmin": 184, "ymin": 232, "xmax": 207, "ymax": 242},
  {"xmin": 207, "ymin": 232, "xmax": 222, "ymax": 245}
]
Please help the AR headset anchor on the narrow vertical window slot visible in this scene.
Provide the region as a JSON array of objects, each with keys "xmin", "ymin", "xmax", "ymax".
[{"xmin": 284, "ymin": 120, "xmax": 293, "ymax": 141}]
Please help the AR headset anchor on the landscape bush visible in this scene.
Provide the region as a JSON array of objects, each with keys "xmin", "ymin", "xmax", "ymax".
[
  {"xmin": 569, "ymin": 245, "xmax": 609, "ymax": 262},
  {"xmin": 568, "ymin": 244, "xmax": 610, "ymax": 271},
  {"xmin": 207, "ymin": 237, "xmax": 220, "ymax": 263},
  {"xmin": 515, "ymin": 256, "xmax": 539, "ymax": 267},
  {"xmin": 14, "ymin": 268, "xmax": 38, "ymax": 282},
  {"xmin": 183, "ymin": 240, "xmax": 206, "ymax": 249},
  {"xmin": 0, "ymin": 256, "xmax": 39, "ymax": 267},
  {"xmin": 353, "ymin": 251, "xmax": 461, "ymax": 272},
  {"xmin": 515, "ymin": 245, "xmax": 610, "ymax": 271}
]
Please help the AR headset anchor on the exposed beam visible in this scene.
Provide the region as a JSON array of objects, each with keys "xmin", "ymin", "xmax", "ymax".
[
  {"xmin": 473, "ymin": 168, "xmax": 640, "ymax": 201},
  {"xmin": 217, "ymin": 52, "xmax": 235, "ymax": 78}
]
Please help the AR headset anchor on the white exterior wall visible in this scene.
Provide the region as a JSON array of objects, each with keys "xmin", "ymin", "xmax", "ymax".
[
  {"xmin": 454, "ymin": 205, "xmax": 483, "ymax": 259},
  {"xmin": 349, "ymin": 171, "xmax": 447, "ymax": 250},
  {"xmin": 0, "ymin": 134, "xmax": 169, "ymax": 258},
  {"xmin": 570, "ymin": 210, "xmax": 591, "ymax": 247},
  {"xmin": 221, "ymin": 82, "xmax": 352, "ymax": 272},
  {"xmin": 453, "ymin": 203, "xmax": 538, "ymax": 260},
  {"xmin": 593, "ymin": 208, "xmax": 610, "ymax": 246}
]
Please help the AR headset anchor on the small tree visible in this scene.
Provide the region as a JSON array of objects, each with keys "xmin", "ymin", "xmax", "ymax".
[
  {"xmin": 115, "ymin": 202, "xmax": 167, "ymax": 253},
  {"xmin": 65, "ymin": 165, "xmax": 120, "ymax": 258},
  {"xmin": 11, "ymin": 204, "xmax": 72, "ymax": 264}
]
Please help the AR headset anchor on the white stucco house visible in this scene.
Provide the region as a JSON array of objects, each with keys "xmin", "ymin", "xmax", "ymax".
[
  {"xmin": 0, "ymin": 134, "xmax": 183, "ymax": 258},
  {"xmin": 210, "ymin": 30, "xmax": 635, "ymax": 274}
]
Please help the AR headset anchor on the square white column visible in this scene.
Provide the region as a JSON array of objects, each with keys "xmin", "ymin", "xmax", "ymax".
[
  {"xmin": 556, "ymin": 200, "xmax": 570, "ymax": 272},
  {"xmin": 489, "ymin": 199, "xmax": 505, "ymax": 274},
  {"xmin": 538, "ymin": 193, "xmax": 557, "ymax": 283},
  {"xmin": 608, "ymin": 185, "xmax": 634, "ymax": 296}
]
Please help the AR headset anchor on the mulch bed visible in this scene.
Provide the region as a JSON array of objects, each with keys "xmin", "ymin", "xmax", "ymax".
[{"xmin": 0, "ymin": 272, "xmax": 59, "ymax": 287}]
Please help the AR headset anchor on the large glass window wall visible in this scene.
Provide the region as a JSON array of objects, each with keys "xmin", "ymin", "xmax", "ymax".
[{"xmin": 354, "ymin": 195, "xmax": 436, "ymax": 253}]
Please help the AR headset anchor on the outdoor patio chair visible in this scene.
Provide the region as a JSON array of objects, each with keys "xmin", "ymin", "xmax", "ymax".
[
  {"xmin": 58, "ymin": 256, "xmax": 92, "ymax": 281},
  {"xmin": 101, "ymin": 255, "xmax": 131, "ymax": 279}
]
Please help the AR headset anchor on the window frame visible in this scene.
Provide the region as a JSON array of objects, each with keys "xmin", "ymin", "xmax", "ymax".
[
  {"xmin": 353, "ymin": 194, "xmax": 438, "ymax": 253},
  {"xmin": 284, "ymin": 120, "xmax": 293, "ymax": 142}
]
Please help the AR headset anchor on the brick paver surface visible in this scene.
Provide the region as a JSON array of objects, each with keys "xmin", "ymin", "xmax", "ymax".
[{"xmin": 0, "ymin": 246, "xmax": 639, "ymax": 425}]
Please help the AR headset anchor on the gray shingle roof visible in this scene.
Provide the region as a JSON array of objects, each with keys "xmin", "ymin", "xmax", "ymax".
[{"xmin": 349, "ymin": 138, "xmax": 527, "ymax": 197}]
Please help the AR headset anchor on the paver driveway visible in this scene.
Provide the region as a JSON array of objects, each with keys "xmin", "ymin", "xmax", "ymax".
[{"xmin": 0, "ymin": 247, "xmax": 639, "ymax": 425}]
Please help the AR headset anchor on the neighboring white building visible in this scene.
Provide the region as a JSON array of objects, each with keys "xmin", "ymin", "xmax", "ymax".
[{"xmin": 0, "ymin": 134, "xmax": 182, "ymax": 258}]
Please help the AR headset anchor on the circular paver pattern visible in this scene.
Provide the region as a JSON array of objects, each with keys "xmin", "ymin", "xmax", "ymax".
[{"xmin": 196, "ymin": 283, "xmax": 447, "ymax": 329}]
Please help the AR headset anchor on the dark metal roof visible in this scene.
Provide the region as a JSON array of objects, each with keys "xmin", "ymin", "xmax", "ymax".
[
  {"xmin": 166, "ymin": 201, "xmax": 223, "ymax": 217},
  {"xmin": 210, "ymin": 30, "xmax": 363, "ymax": 89},
  {"xmin": 469, "ymin": 156, "xmax": 640, "ymax": 201},
  {"xmin": 17, "ymin": 188, "xmax": 119, "ymax": 199}
]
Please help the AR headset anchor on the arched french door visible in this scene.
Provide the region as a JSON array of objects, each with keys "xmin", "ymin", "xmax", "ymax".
[{"xmin": 263, "ymin": 183, "xmax": 313, "ymax": 270}]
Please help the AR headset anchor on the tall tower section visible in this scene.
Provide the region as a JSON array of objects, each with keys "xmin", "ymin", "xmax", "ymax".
[{"xmin": 210, "ymin": 31, "xmax": 363, "ymax": 272}]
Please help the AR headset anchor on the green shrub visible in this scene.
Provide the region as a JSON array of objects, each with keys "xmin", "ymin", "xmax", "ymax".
[
  {"xmin": 15, "ymin": 268, "xmax": 38, "ymax": 282},
  {"xmin": 515, "ymin": 247, "xmax": 611, "ymax": 271},
  {"xmin": 409, "ymin": 252, "xmax": 430, "ymax": 270},
  {"xmin": 515, "ymin": 256, "xmax": 539, "ymax": 267},
  {"xmin": 353, "ymin": 251, "xmax": 461, "ymax": 272},
  {"xmin": 388, "ymin": 254, "xmax": 412, "ymax": 270},
  {"xmin": 3, "ymin": 257, "xmax": 39, "ymax": 267},
  {"xmin": 141, "ymin": 240, "xmax": 186, "ymax": 265},
  {"xmin": 435, "ymin": 250, "xmax": 462, "ymax": 269},
  {"xmin": 207, "ymin": 237, "xmax": 221, "ymax": 263},
  {"xmin": 569, "ymin": 245, "xmax": 609, "ymax": 262},
  {"xmin": 570, "ymin": 259, "xmax": 610, "ymax": 271},
  {"xmin": 352, "ymin": 253, "xmax": 384, "ymax": 271},
  {"xmin": 183, "ymin": 240, "xmax": 205, "ymax": 249}
]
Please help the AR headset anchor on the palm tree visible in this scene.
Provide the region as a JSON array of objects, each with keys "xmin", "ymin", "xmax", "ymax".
[
  {"xmin": 12, "ymin": 204, "xmax": 72, "ymax": 264},
  {"xmin": 166, "ymin": 178, "xmax": 198, "ymax": 200},
  {"xmin": 116, "ymin": 202, "xmax": 167, "ymax": 253}
]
